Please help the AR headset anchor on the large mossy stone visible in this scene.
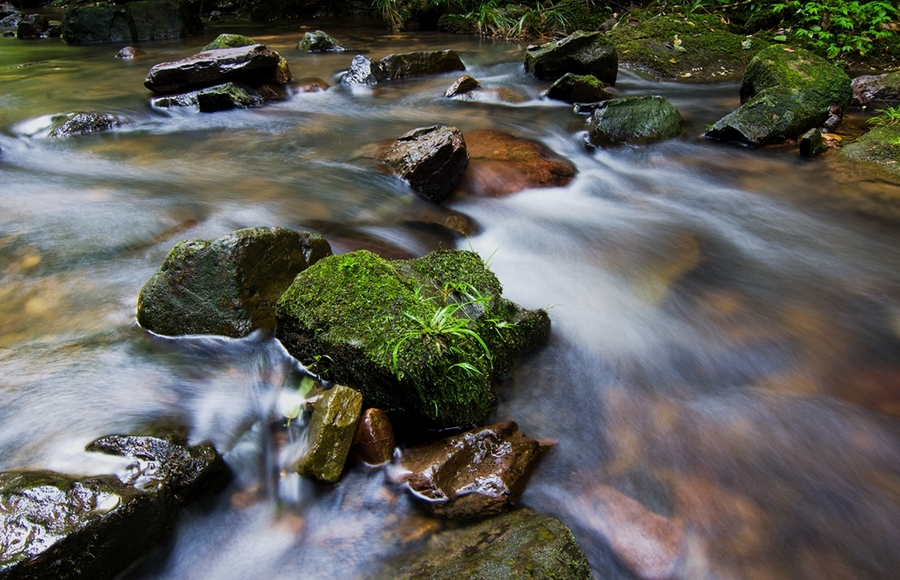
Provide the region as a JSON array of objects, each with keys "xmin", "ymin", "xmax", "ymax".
[
  {"xmin": 297, "ymin": 30, "xmax": 343, "ymax": 52},
  {"xmin": 293, "ymin": 385, "xmax": 363, "ymax": 483},
  {"xmin": 61, "ymin": 0, "xmax": 195, "ymax": 44},
  {"xmin": 203, "ymin": 33, "xmax": 256, "ymax": 51},
  {"xmin": 275, "ymin": 249, "xmax": 551, "ymax": 428},
  {"xmin": 137, "ymin": 227, "xmax": 331, "ymax": 338},
  {"xmin": 381, "ymin": 508, "xmax": 591, "ymax": 580},
  {"xmin": 524, "ymin": 30, "xmax": 618, "ymax": 86},
  {"xmin": 705, "ymin": 46, "xmax": 852, "ymax": 147},
  {"xmin": 839, "ymin": 124, "xmax": 900, "ymax": 184},
  {"xmin": 587, "ymin": 95, "xmax": 685, "ymax": 146},
  {"xmin": 195, "ymin": 82, "xmax": 263, "ymax": 112}
]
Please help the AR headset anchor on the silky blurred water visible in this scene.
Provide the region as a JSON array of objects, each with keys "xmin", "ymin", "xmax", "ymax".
[{"xmin": 2, "ymin": 16, "xmax": 900, "ymax": 580}]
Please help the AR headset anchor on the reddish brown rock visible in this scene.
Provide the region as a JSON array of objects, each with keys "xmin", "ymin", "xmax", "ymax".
[
  {"xmin": 379, "ymin": 125, "xmax": 469, "ymax": 203},
  {"xmin": 397, "ymin": 420, "xmax": 548, "ymax": 520},
  {"xmin": 351, "ymin": 408, "xmax": 395, "ymax": 464},
  {"xmin": 459, "ymin": 130, "xmax": 575, "ymax": 197}
]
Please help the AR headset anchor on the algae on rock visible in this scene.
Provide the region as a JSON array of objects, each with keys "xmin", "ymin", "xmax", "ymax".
[{"xmin": 275, "ymin": 249, "xmax": 550, "ymax": 428}]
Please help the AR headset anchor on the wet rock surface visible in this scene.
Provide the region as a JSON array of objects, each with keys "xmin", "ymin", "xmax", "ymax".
[
  {"xmin": 587, "ymin": 95, "xmax": 685, "ymax": 146},
  {"xmin": 705, "ymin": 46, "xmax": 851, "ymax": 147},
  {"xmin": 297, "ymin": 29, "xmax": 343, "ymax": 52},
  {"xmin": 379, "ymin": 125, "xmax": 470, "ymax": 203},
  {"xmin": 137, "ymin": 226, "xmax": 331, "ymax": 337},
  {"xmin": 144, "ymin": 44, "xmax": 289, "ymax": 95},
  {"xmin": 545, "ymin": 72, "xmax": 608, "ymax": 104},
  {"xmin": 397, "ymin": 420, "xmax": 548, "ymax": 519},
  {"xmin": 343, "ymin": 50, "xmax": 465, "ymax": 85},
  {"xmin": 61, "ymin": 0, "xmax": 196, "ymax": 44},
  {"xmin": 524, "ymin": 30, "xmax": 618, "ymax": 86},
  {"xmin": 294, "ymin": 385, "xmax": 363, "ymax": 483},
  {"xmin": 839, "ymin": 123, "xmax": 900, "ymax": 184},
  {"xmin": 352, "ymin": 408, "xmax": 395, "ymax": 465},
  {"xmin": 380, "ymin": 507, "xmax": 591, "ymax": 580},
  {"xmin": 342, "ymin": 55, "xmax": 386, "ymax": 85},
  {"xmin": 49, "ymin": 112, "xmax": 121, "ymax": 138},
  {"xmin": 459, "ymin": 129, "xmax": 576, "ymax": 196},
  {"xmin": 444, "ymin": 74, "xmax": 480, "ymax": 97},
  {"xmin": 852, "ymin": 71, "xmax": 900, "ymax": 106}
]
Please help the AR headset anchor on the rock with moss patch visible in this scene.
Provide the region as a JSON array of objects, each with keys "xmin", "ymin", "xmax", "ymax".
[
  {"xmin": 524, "ymin": 30, "xmax": 617, "ymax": 86},
  {"xmin": 852, "ymin": 71, "xmax": 900, "ymax": 106},
  {"xmin": 839, "ymin": 123, "xmax": 900, "ymax": 184},
  {"xmin": 545, "ymin": 72, "xmax": 607, "ymax": 104},
  {"xmin": 297, "ymin": 30, "xmax": 343, "ymax": 52},
  {"xmin": 379, "ymin": 125, "xmax": 470, "ymax": 203},
  {"xmin": 705, "ymin": 46, "xmax": 851, "ymax": 147},
  {"xmin": 379, "ymin": 508, "xmax": 591, "ymax": 580},
  {"xmin": 144, "ymin": 44, "xmax": 290, "ymax": 95},
  {"xmin": 294, "ymin": 385, "xmax": 363, "ymax": 483},
  {"xmin": 49, "ymin": 111, "xmax": 121, "ymax": 138},
  {"xmin": 153, "ymin": 82, "xmax": 264, "ymax": 111},
  {"xmin": 275, "ymin": 249, "xmax": 551, "ymax": 428},
  {"xmin": 137, "ymin": 226, "xmax": 331, "ymax": 338},
  {"xmin": 587, "ymin": 95, "xmax": 685, "ymax": 146},
  {"xmin": 203, "ymin": 33, "xmax": 256, "ymax": 51}
]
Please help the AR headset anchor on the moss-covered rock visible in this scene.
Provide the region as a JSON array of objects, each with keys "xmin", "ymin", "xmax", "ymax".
[
  {"xmin": 379, "ymin": 508, "xmax": 591, "ymax": 580},
  {"xmin": 196, "ymin": 82, "xmax": 264, "ymax": 111},
  {"xmin": 49, "ymin": 112, "xmax": 121, "ymax": 138},
  {"xmin": 524, "ymin": 30, "xmax": 618, "ymax": 86},
  {"xmin": 609, "ymin": 10, "xmax": 768, "ymax": 81},
  {"xmin": 294, "ymin": 385, "xmax": 363, "ymax": 483},
  {"xmin": 137, "ymin": 227, "xmax": 331, "ymax": 338},
  {"xmin": 203, "ymin": 33, "xmax": 256, "ymax": 50},
  {"xmin": 705, "ymin": 46, "xmax": 852, "ymax": 147},
  {"xmin": 297, "ymin": 29, "xmax": 343, "ymax": 52},
  {"xmin": 839, "ymin": 123, "xmax": 900, "ymax": 184},
  {"xmin": 275, "ymin": 249, "xmax": 550, "ymax": 428},
  {"xmin": 545, "ymin": 72, "xmax": 607, "ymax": 104},
  {"xmin": 587, "ymin": 95, "xmax": 685, "ymax": 146}
]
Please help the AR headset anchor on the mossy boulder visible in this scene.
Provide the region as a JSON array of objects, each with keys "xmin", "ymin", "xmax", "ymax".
[
  {"xmin": 203, "ymin": 33, "xmax": 255, "ymax": 51},
  {"xmin": 524, "ymin": 30, "xmax": 618, "ymax": 86},
  {"xmin": 274, "ymin": 249, "xmax": 551, "ymax": 428},
  {"xmin": 587, "ymin": 95, "xmax": 685, "ymax": 146},
  {"xmin": 297, "ymin": 30, "xmax": 343, "ymax": 52},
  {"xmin": 380, "ymin": 508, "xmax": 591, "ymax": 580},
  {"xmin": 705, "ymin": 46, "xmax": 852, "ymax": 147},
  {"xmin": 137, "ymin": 227, "xmax": 331, "ymax": 338},
  {"xmin": 839, "ymin": 124, "xmax": 900, "ymax": 184},
  {"xmin": 49, "ymin": 112, "xmax": 120, "ymax": 138},
  {"xmin": 293, "ymin": 385, "xmax": 363, "ymax": 483},
  {"xmin": 545, "ymin": 72, "xmax": 607, "ymax": 104},
  {"xmin": 608, "ymin": 10, "xmax": 768, "ymax": 81}
]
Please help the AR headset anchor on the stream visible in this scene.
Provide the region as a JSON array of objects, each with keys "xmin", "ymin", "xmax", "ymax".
[{"xmin": 2, "ymin": 16, "xmax": 900, "ymax": 579}]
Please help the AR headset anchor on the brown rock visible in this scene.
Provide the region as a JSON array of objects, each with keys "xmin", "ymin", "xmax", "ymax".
[
  {"xmin": 144, "ymin": 44, "xmax": 285, "ymax": 95},
  {"xmin": 397, "ymin": 420, "xmax": 548, "ymax": 520},
  {"xmin": 444, "ymin": 74, "xmax": 480, "ymax": 97},
  {"xmin": 459, "ymin": 129, "xmax": 576, "ymax": 196},
  {"xmin": 379, "ymin": 125, "xmax": 469, "ymax": 203},
  {"xmin": 351, "ymin": 408, "xmax": 395, "ymax": 464}
]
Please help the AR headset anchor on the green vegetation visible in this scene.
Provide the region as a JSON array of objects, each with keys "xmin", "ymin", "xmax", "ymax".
[{"xmin": 869, "ymin": 105, "xmax": 900, "ymax": 126}]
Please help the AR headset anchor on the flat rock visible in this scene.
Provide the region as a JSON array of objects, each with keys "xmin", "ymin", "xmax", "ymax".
[
  {"xmin": 294, "ymin": 385, "xmax": 363, "ymax": 483},
  {"xmin": 524, "ymin": 30, "xmax": 618, "ymax": 85},
  {"xmin": 587, "ymin": 95, "xmax": 685, "ymax": 146},
  {"xmin": 144, "ymin": 44, "xmax": 288, "ymax": 95},
  {"xmin": 379, "ymin": 125, "xmax": 470, "ymax": 203},
  {"xmin": 342, "ymin": 50, "xmax": 465, "ymax": 85}
]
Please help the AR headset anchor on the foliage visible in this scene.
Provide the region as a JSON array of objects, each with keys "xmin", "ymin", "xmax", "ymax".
[
  {"xmin": 771, "ymin": 0, "xmax": 897, "ymax": 59},
  {"xmin": 869, "ymin": 105, "xmax": 900, "ymax": 126}
]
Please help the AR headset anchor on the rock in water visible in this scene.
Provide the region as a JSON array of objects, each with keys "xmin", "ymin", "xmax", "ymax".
[
  {"xmin": 275, "ymin": 249, "xmax": 551, "ymax": 427},
  {"xmin": 705, "ymin": 46, "xmax": 851, "ymax": 147},
  {"xmin": 203, "ymin": 33, "xmax": 255, "ymax": 51},
  {"xmin": 587, "ymin": 95, "xmax": 685, "ymax": 146},
  {"xmin": 444, "ymin": 74, "xmax": 480, "ymax": 97},
  {"xmin": 381, "ymin": 508, "xmax": 591, "ymax": 580},
  {"xmin": 351, "ymin": 408, "xmax": 395, "ymax": 465},
  {"xmin": 49, "ymin": 112, "xmax": 120, "ymax": 138},
  {"xmin": 852, "ymin": 71, "xmax": 900, "ymax": 106},
  {"xmin": 143, "ymin": 44, "xmax": 287, "ymax": 95},
  {"xmin": 379, "ymin": 125, "xmax": 469, "ymax": 203},
  {"xmin": 195, "ymin": 82, "xmax": 264, "ymax": 112},
  {"xmin": 341, "ymin": 55, "xmax": 386, "ymax": 85},
  {"xmin": 378, "ymin": 49, "xmax": 465, "ymax": 80},
  {"xmin": 137, "ymin": 227, "xmax": 331, "ymax": 338},
  {"xmin": 297, "ymin": 30, "xmax": 343, "ymax": 52},
  {"xmin": 840, "ymin": 124, "xmax": 900, "ymax": 184},
  {"xmin": 524, "ymin": 30, "xmax": 618, "ymax": 86},
  {"xmin": 294, "ymin": 385, "xmax": 363, "ymax": 483},
  {"xmin": 545, "ymin": 72, "xmax": 607, "ymax": 104},
  {"xmin": 397, "ymin": 421, "xmax": 548, "ymax": 519}
]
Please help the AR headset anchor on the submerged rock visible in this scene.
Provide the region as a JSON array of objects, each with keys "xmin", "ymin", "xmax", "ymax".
[
  {"xmin": 297, "ymin": 29, "xmax": 343, "ymax": 52},
  {"xmin": 203, "ymin": 33, "xmax": 255, "ymax": 51},
  {"xmin": 115, "ymin": 46, "xmax": 145, "ymax": 59},
  {"xmin": 397, "ymin": 420, "xmax": 548, "ymax": 519},
  {"xmin": 545, "ymin": 72, "xmax": 607, "ymax": 104},
  {"xmin": 342, "ymin": 50, "xmax": 465, "ymax": 85},
  {"xmin": 444, "ymin": 74, "xmax": 480, "ymax": 97},
  {"xmin": 137, "ymin": 227, "xmax": 331, "ymax": 337},
  {"xmin": 379, "ymin": 125, "xmax": 470, "ymax": 203},
  {"xmin": 382, "ymin": 508, "xmax": 591, "ymax": 580},
  {"xmin": 351, "ymin": 408, "xmax": 395, "ymax": 465},
  {"xmin": 524, "ymin": 30, "xmax": 618, "ymax": 86},
  {"xmin": 49, "ymin": 112, "xmax": 121, "ymax": 138},
  {"xmin": 61, "ymin": 0, "xmax": 196, "ymax": 44},
  {"xmin": 852, "ymin": 71, "xmax": 900, "ymax": 106},
  {"xmin": 275, "ymin": 249, "xmax": 551, "ymax": 427},
  {"xmin": 705, "ymin": 46, "xmax": 851, "ymax": 147},
  {"xmin": 294, "ymin": 385, "xmax": 363, "ymax": 483},
  {"xmin": 144, "ymin": 44, "xmax": 289, "ymax": 95},
  {"xmin": 587, "ymin": 95, "xmax": 685, "ymax": 146}
]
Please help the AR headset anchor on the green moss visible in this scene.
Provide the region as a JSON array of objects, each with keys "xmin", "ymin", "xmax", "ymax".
[
  {"xmin": 203, "ymin": 33, "xmax": 256, "ymax": 51},
  {"xmin": 840, "ymin": 124, "xmax": 900, "ymax": 183},
  {"xmin": 609, "ymin": 10, "xmax": 769, "ymax": 81}
]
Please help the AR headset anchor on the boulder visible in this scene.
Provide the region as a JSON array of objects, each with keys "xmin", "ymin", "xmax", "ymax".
[
  {"xmin": 524, "ymin": 30, "xmax": 618, "ymax": 86},
  {"xmin": 0, "ymin": 433, "xmax": 229, "ymax": 580},
  {"xmin": 839, "ymin": 123, "xmax": 900, "ymax": 184},
  {"xmin": 397, "ymin": 420, "xmax": 548, "ymax": 519},
  {"xmin": 545, "ymin": 72, "xmax": 608, "ymax": 104},
  {"xmin": 203, "ymin": 33, "xmax": 255, "ymax": 51},
  {"xmin": 351, "ymin": 408, "xmax": 395, "ymax": 465},
  {"xmin": 0, "ymin": 13, "xmax": 19, "ymax": 30},
  {"xmin": 341, "ymin": 54, "xmax": 386, "ymax": 85},
  {"xmin": 459, "ymin": 129, "xmax": 576, "ymax": 196},
  {"xmin": 143, "ymin": 44, "xmax": 288, "ymax": 95},
  {"xmin": 49, "ymin": 112, "xmax": 120, "ymax": 138},
  {"xmin": 293, "ymin": 385, "xmax": 363, "ymax": 483},
  {"xmin": 383, "ymin": 508, "xmax": 591, "ymax": 580},
  {"xmin": 195, "ymin": 82, "xmax": 263, "ymax": 112},
  {"xmin": 342, "ymin": 50, "xmax": 465, "ymax": 85},
  {"xmin": 61, "ymin": 0, "xmax": 196, "ymax": 45},
  {"xmin": 444, "ymin": 74, "xmax": 480, "ymax": 97},
  {"xmin": 297, "ymin": 29, "xmax": 343, "ymax": 52},
  {"xmin": 379, "ymin": 125, "xmax": 470, "ymax": 203},
  {"xmin": 15, "ymin": 20, "xmax": 39, "ymax": 39},
  {"xmin": 275, "ymin": 249, "xmax": 551, "ymax": 427},
  {"xmin": 852, "ymin": 71, "xmax": 900, "ymax": 106},
  {"xmin": 705, "ymin": 46, "xmax": 852, "ymax": 147},
  {"xmin": 587, "ymin": 95, "xmax": 685, "ymax": 146},
  {"xmin": 137, "ymin": 227, "xmax": 331, "ymax": 337}
]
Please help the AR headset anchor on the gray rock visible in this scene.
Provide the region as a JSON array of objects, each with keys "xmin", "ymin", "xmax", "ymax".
[
  {"xmin": 379, "ymin": 125, "xmax": 469, "ymax": 203},
  {"xmin": 342, "ymin": 50, "xmax": 465, "ymax": 85},
  {"xmin": 799, "ymin": 128, "xmax": 824, "ymax": 157},
  {"xmin": 524, "ymin": 30, "xmax": 618, "ymax": 85},
  {"xmin": 297, "ymin": 30, "xmax": 344, "ymax": 52},
  {"xmin": 341, "ymin": 54, "xmax": 386, "ymax": 85},
  {"xmin": 852, "ymin": 71, "xmax": 900, "ymax": 106},
  {"xmin": 61, "ymin": 0, "xmax": 196, "ymax": 45},
  {"xmin": 49, "ymin": 112, "xmax": 121, "ymax": 138},
  {"xmin": 137, "ymin": 226, "xmax": 331, "ymax": 337},
  {"xmin": 293, "ymin": 385, "xmax": 363, "ymax": 483},
  {"xmin": 397, "ymin": 420, "xmax": 548, "ymax": 520},
  {"xmin": 545, "ymin": 72, "xmax": 607, "ymax": 104},
  {"xmin": 587, "ymin": 95, "xmax": 685, "ymax": 146},
  {"xmin": 143, "ymin": 44, "xmax": 288, "ymax": 95},
  {"xmin": 444, "ymin": 74, "xmax": 480, "ymax": 97}
]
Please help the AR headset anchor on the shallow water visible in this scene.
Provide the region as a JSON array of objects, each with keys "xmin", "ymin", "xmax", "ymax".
[{"xmin": 2, "ymin": 17, "xmax": 900, "ymax": 579}]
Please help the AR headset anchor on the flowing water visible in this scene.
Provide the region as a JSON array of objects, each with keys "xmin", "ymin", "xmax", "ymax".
[{"xmin": 2, "ymin": 16, "xmax": 900, "ymax": 580}]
